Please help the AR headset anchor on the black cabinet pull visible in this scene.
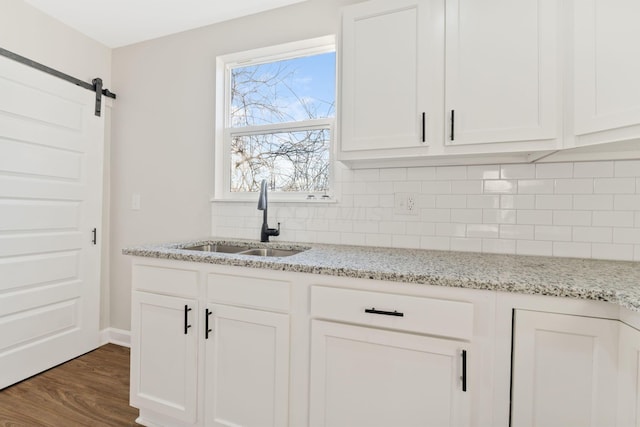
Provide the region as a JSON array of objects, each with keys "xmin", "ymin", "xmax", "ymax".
[
  {"xmin": 461, "ymin": 349, "xmax": 467, "ymax": 392},
  {"xmin": 205, "ymin": 308, "xmax": 212, "ymax": 339},
  {"xmin": 364, "ymin": 308, "xmax": 404, "ymax": 317},
  {"xmin": 450, "ymin": 110, "xmax": 455, "ymax": 141},
  {"xmin": 421, "ymin": 112, "xmax": 426, "ymax": 143},
  {"xmin": 91, "ymin": 228, "xmax": 97, "ymax": 245},
  {"xmin": 184, "ymin": 305, "xmax": 192, "ymax": 335}
]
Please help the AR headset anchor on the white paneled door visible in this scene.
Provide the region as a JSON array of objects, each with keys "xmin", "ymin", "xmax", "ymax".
[{"xmin": 0, "ymin": 55, "xmax": 104, "ymax": 388}]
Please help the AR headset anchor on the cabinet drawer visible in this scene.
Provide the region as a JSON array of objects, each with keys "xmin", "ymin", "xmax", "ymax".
[
  {"xmin": 207, "ymin": 273, "xmax": 290, "ymax": 312},
  {"xmin": 310, "ymin": 286, "xmax": 473, "ymax": 340},
  {"xmin": 132, "ymin": 264, "xmax": 198, "ymax": 297}
]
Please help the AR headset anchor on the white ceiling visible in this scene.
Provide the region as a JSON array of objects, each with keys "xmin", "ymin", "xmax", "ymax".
[{"xmin": 24, "ymin": 0, "xmax": 307, "ymax": 48}]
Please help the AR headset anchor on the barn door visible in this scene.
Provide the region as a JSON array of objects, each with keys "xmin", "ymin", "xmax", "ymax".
[{"xmin": 0, "ymin": 54, "xmax": 104, "ymax": 388}]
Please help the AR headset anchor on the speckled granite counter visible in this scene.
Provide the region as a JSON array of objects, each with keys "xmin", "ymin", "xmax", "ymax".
[{"xmin": 123, "ymin": 238, "xmax": 640, "ymax": 311}]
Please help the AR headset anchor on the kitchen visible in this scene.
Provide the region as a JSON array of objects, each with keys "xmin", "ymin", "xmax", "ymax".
[{"xmin": 1, "ymin": 0, "xmax": 640, "ymax": 426}]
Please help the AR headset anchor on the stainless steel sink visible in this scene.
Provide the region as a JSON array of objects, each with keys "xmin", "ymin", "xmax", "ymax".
[
  {"xmin": 181, "ymin": 244, "xmax": 248, "ymax": 253},
  {"xmin": 181, "ymin": 243, "xmax": 304, "ymax": 257},
  {"xmin": 238, "ymin": 248, "xmax": 303, "ymax": 257}
]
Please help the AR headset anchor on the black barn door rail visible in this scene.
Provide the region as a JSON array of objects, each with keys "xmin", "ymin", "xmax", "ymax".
[{"xmin": 0, "ymin": 46, "xmax": 116, "ymax": 117}]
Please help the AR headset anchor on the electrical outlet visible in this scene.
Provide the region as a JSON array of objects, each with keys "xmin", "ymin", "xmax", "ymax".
[{"xmin": 394, "ymin": 192, "xmax": 419, "ymax": 215}]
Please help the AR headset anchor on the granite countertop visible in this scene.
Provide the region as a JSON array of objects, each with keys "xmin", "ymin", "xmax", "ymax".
[{"xmin": 123, "ymin": 238, "xmax": 640, "ymax": 312}]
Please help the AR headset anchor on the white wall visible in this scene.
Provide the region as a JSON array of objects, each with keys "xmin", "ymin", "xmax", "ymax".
[
  {"xmin": 0, "ymin": 1, "xmax": 113, "ymax": 329},
  {"xmin": 110, "ymin": 0, "xmax": 363, "ymax": 330},
  {"xmin": 213, "ymin": 160, "xmax": 640, "ymax": 261}
]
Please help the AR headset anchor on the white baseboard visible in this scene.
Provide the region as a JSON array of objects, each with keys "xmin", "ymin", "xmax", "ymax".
[{"xmin": 100, "ymin": 327, "xmax": 131, "ymax": 348}]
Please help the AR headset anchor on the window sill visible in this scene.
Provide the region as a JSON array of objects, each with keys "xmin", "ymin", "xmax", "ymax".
[{"xmin": 210, "ymin": 196, "xmax": 338, "ymax": 205}]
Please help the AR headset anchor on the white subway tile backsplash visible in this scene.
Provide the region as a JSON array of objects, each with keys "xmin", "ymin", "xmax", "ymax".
[
  {"xmin": 483, "ymin": 209, "xmax": 517, "ymax": 224},
  {"xmin": 553, "ymin": 211, "xmax": 593, "ymax": 226},
  {"xmin": 500, "ymin": 195, "xmax": 535, "ymax": 209},
  {"xmin": 212, "ymin": 160, "xmax": 640, "ymax": 262},
  {"xmin": 573, "ymin": 161, "xmax": 614, "ymax": 178},
  {"xmin": 573, "ymin": 226, "xmax": 612, "ymax": 243},
  {"xmin": 613, "ymin": 228, "xmax": 640, "ymax": 244},
  {"xmin": 500, "ymin": 224, "xmax": 534, "ymax": 240},
  {"xmin": 436, "ymin": 166, "xmax": 467, "ymax": 180},
  {"xmin": 535, "ymin": 225, "xmax": 572, "ymax": 241},
  {"xmin": 451, "ymin": 180, "xmax": 483, "ymax": 194},
  {"xmin": 468, "ymin": 195, "xmax": 500, "ymax": 209},
  {"xmin": 536, "ymin": 163, "xmax": 573, "ymax": 178},
  {"xmin": 482, "ymin": 239, "xmax": 516, "ymax": 254},
  {"xmin": 553, "ymin": 242, "xmax": 591, "ymax": 258},
  {"xmin": 536, "ymin": 195, "xmax": 573, "ymax": 210},
  {"xmin": 501, "ymin": 164, "xmax": 535, "ymax": 179},
  {"xmin": 436, "ymin": 195, "xmax": 467, "ymax": 209},
  {"xmin": 517, "ymin": 240, "xmax": 553, "ymax": 256},
  {"xmin": 467, "ymin": 165, "xmax": 500, "ymax": 180},
  {"xmin": 517, "ymin": 179, "xmax": 555, "ymax": 194},
  {"xmin": 451, "ymin": 237, "xmax": 483, "ymax": 252},
  {"xmin": 407, "ymin": 166, "xmax": 436, "ymax": 181},
  {"xmin": 484, "ymin": 180, "xmax": 517, "ymax": 194},
  {"xmin": 517, "ymin": 210, "xmax": 553, "ymax": 225},
  {"xmin": 574, "ymin": 195, "xmax": 614, "ymax": 211},
  {"xmin": 614, "ymin": 195, "xmax": 640, "ymax": 211},
  {"xmin": 593, "ymin": 178, "xmax": 636, "ymax": 194},
  {"xmin": 592, "ymin": 211, "xmax": 635, "ymax": 227},
  {"xmin": 379, "ymin": 168, "xmax": 407, "ymax": 181},
  {"xmin": 555, "ymin": 179, "xmax": 593, "ymax": 194},
  {"xmin": 592, "ymin": 243, "xmax": 634, "ymax": 261},
  {"xmin": 467, "ymin": 224, "xmax": 500, "ymax": 238},
  {"xmin": 614, "ymin": 160, "xmax": 640, "ymax": 177}
]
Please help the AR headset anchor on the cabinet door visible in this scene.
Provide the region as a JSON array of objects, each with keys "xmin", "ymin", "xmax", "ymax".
[
  {"xmin": 130, "ymin": 291, "xmax": 199, "ymax": 423},
  {"xmin": 205, "ymin": 304, "xmax": 290, "ymax": 427},
  {"xmin": 445, "ymin": 0, "xmax": 558, "ymax": 145},
  {"xmin": 574, "ymin": 0, "xmax": 640, "ymax": 137},
  {"xmin": 511, "ymin": 310, "xmax": 618, "ymax": 427},
  {"xmin": 618, "ymin": 323, "xmax": 640, "ymax": 427},
  {"xmin": 309, "ymin": 320, "xmax": 470, "ymax": 427},
  {"xmin": 340, "ymin": 0, "xmax": 435, "ymax": 153}
]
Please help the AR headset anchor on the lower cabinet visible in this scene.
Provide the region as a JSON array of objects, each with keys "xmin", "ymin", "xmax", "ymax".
[
  {"xmin": 618, "ymin": 323, "xmax": 640, "ymax": 427},
  {"xmin": 130, "ymin": 291, "xmax": 199, "ymax": 423},
  {"xmin": 309, "ymin": 320, "xmax": 471, "ymax": 427},
  {"xmin": 205, "ymin": 304, "xmax": 290, "ymax": 427},
  {"xmin": 511, "ymin": 309, "xmax": 619, "ymax": 427}
]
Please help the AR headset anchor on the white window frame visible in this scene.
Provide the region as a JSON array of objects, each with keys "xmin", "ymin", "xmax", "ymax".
[{"xmin": 214, "ymin": 35, "xmax": 337, "ymax": 202}]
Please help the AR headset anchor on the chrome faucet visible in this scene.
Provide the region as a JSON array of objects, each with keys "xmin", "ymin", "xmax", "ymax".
[{"xmin": 257, "ymin": 179, "xmax": 280, "ymax": 242}]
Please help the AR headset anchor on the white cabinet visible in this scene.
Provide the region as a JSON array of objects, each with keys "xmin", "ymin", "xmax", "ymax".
[
  {"xmin": 339, "ymin": 0, "xmax": 440, "ymax": 159},
  {"xmin": 205, "ymin": 304, "xmax": 290, "ymax": 427},
  {"xmin": 310, "ymin": 320, "xmax": 470, "ymax": 427},
  {"xmin": 618, "ymin": 323, "xmax": 640, "ymax": 427},
  {"xmin": 574, "ymin": 0, "xmax": 640, "ymax": 142},
  {"xmin": 309, "ymin": 286, "xmax": 473, "ymax": 427},
  {"xmin": 339, "ymin": 0, "xmax": 562, "ymax": 166},
  {"xmin": 445, "ymin": 0, "xmax": 559, "ymax": 147},
  {"xmin": 510, "ymin": 309, "xmax": 619, "ymax": 427},
  {"xmin": 130, "ymin": 291, "xmax": 199, "ymax": 423}
]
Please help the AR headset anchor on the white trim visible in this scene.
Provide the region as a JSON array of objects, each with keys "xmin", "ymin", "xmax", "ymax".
[{"xmin": 100, "ymin": 327, "xmax": 131, "ymax": 347}]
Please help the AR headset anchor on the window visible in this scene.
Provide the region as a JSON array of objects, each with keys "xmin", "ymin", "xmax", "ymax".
[{"xmin": 215, "ymin": 36, "xmax": 336, "ymax": 200}]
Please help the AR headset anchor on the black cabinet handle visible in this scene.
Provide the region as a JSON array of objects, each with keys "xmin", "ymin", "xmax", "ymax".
[
  {"xmin": 205, "ymin": 308, "xmax": 212, "ymax": 339},
  {"xmin": 91, "ymin": 228, "xmax": 97, "ymax": 245},
  {"xmin": 184, "ymin": 305, "xmax": 192, "ymax": 335},
  {"xmin": 461, "ymin": 349, "xmax": 467, "ymax": 392},
  {"xmin": 421, "ymin": 112, "xmax": 426, "ymax": 143},
  {"xmin": 364, "ymin": 308, "xmax": 404, "ymax": 317},
  {"xmin": 450, "ymin": 110, "xmax": 455, "ymax": 141}
]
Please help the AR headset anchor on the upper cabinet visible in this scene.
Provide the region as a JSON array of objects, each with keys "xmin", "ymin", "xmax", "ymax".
[
  {"xmin": 339, "ymin": 0, "xmax": 640, "ymax": 167},
  {"xmin": 339, "ymin": 0, "xmax": 439, "ymax": 158},
  {"xmin": 445, "ymin": 0, "xmax": 559, "ymax": 147},
  {"xmin": 573, "ymin": 0, "xmax": 640, "ymax": 145}
]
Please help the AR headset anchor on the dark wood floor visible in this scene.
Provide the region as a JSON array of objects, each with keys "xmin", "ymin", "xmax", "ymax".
[{"xmin": 0, "ymin": 344, "xmax": 139, "ymax": 426}]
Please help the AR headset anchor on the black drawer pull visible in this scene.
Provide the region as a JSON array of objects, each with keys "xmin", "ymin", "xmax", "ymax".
[
  {"xmin": 462, "ymin": 349, "xmax": 467, "ymax": 392},
  {"xmin": 184, "ymin": 305, "xmax": 192, "ymax": 335},
  {"xmin": 364, "ymin": 308, "xmax": 404, "ymax": 317}
]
